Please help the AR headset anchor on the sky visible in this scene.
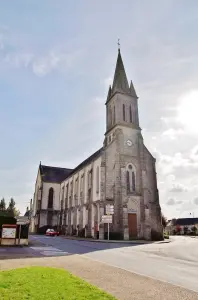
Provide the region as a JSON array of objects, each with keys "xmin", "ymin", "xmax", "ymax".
[{"xmin": 0, "ymin": 0, "xmax": 198, "ymax": 219}]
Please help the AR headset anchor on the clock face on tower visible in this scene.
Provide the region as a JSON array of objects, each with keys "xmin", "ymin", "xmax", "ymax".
[{"xmin": 126, "ymin": 139, "xmax": 132, "ymax": 147}]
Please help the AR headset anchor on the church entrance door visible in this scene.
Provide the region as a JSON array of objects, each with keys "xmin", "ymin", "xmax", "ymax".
[{"xmin": 128, "ymin": 213, "xmax": 137, "ymax": 239}]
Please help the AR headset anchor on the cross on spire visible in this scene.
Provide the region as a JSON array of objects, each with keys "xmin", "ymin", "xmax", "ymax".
[{"xmin": 117, "ymin": 38, "xmax": 120, "ymax": 51}]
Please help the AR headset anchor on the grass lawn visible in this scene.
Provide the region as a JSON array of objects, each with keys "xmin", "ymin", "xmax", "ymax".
[{"xmin": 0, "ymin": 267, "xmax": 116, "ymax": 300}]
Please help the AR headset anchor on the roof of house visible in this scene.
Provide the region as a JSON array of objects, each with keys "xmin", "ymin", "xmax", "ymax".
[
  {"xmin": 39, "ymin": 147, "xmax": 103, "ymax": 184},
  {"xmin": 39, "ymin": 165, "xmax": 73, "ymax": 183},
  {"xmin": 24, "ymin": 210, "xmax": 30, "ymax": 217},
  {"xmin": 174, "ymin": 218, "xmax": 198, "ymax": 226}
]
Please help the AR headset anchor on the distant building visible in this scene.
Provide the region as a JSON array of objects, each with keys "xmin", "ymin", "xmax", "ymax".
[
  {"xmin": 31, "ymin": 49, "xmax": 163, "ymax": 240},
  {"xmin": 166, "ymin": 218, "xmax": 198, "ymax": 235}
]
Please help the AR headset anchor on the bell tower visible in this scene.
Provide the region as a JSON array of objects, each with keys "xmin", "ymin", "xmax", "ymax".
[{"xmin": 104, "ymin": 48, "xmax": 140, "ymax": 148}]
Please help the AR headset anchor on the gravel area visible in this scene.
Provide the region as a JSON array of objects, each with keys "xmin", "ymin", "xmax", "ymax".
[{"xmin": 0, "ymin": 255, "xmax": 198, "ymax": 300}]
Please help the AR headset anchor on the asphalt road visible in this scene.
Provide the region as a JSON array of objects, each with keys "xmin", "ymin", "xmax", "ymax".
[{"xmin": 29, "ymin": 235, "xmax": 198, "ymax": 293}]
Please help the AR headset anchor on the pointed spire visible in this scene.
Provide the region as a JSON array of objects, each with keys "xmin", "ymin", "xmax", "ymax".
[
  {"xmin": 130, "ymin": 80, "xmax": 138, "ymax": 98},
  {"xmin": 112, "ymin": 49, "xmax": 130, "ymax": 94}
]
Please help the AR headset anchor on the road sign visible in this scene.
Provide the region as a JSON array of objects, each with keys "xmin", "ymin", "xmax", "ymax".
[
  {"xmin": 106, "ymin": 204, "xmax": 114, "ymax": 215},
  {"xmin": 101, "ymin": 215, "xmax": 112, "ymax": 223}
]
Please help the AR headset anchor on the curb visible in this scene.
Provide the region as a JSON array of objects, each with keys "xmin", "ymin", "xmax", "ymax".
[{"xmin": 61, "ymin": 236, "xmax": 160, "ymax": 244}]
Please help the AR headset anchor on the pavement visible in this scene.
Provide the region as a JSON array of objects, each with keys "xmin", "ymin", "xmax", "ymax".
[{"xmin": 0, "ymin": 235, "xmax": 198, "ymax": 300}]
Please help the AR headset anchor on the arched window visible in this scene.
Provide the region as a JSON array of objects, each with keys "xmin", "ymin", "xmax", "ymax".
[
  {"xmin": 109, "ymin": 108, "xmax": 112, "ymax": 126},
  {"xmin": 48, "ymin": 187, "xmax": 54, "ymax": 208},
  {"xmin": 113, "ymin": 106, "xmax": 116, "ymax": 124},
  {"xmin": 123, "ymin": 104, "xmax": 125, "ymax": 121},
  {"xmin": 126, "ymin": 164, "xmax": 136, "ymax": 193},
  {"xmin": 96, "ymin": 166, "xmax": 99, "ymax": 193},
  {"xmin": 129, "ymin": 105, "xmax": 132, "ymax": 123}
]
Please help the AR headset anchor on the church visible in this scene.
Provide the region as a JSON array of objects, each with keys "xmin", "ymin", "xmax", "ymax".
[{"xmin": 31, "ymin": 49, "xmax": 163, "ymax": 240}]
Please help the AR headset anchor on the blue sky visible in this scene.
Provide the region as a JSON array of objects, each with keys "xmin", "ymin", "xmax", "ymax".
[{"xmin": 1, "ymin": 0, "xmax": 198, "ymax": 218}]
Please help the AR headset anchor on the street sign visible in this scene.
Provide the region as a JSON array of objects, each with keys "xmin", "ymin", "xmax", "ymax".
[
  {"xmin": 17, "ymin": 221, "xmax": 29, "ymax": 225},
  {"xmin": 106, "ymin": 204, "xmax": 114, "ymax": 215},
  {"xmin": 101, "ymin": 215, "xmax": 112, "ymax": 223}
]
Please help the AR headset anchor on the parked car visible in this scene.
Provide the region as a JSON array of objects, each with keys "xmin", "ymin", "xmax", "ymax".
[{"xmin": 45, "ymin": 229, "xmax": 59, "ymax": 236}]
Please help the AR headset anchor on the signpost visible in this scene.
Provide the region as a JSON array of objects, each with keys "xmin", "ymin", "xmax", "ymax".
[
  {"xmin": 100, "ymin": 205, "xmax": 114, "ymax": 241},
  {"xmin": 16, "ymin": 217, "xmax": 29, "ymax": 245}
]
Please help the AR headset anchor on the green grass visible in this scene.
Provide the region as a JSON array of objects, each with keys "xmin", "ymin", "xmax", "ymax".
[{"xmin": 0, "ymin": 267, "xmax": 116, "ymax": 300}]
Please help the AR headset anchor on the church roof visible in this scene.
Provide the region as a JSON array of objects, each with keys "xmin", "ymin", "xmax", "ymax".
[
  {"xmin": 107, "ymin": 49, "xmax": 138, "ymax": 103},
  {"xmin": 39, "ymin": 148, "xmax": 103, "ymax": 184},
  {"xmin": 39, "ymin": 164, "xmax": 73, "ymax": 183},
  {"xmin": 69, "ymin": 147, "xmax": 103, "ymax": 176},
  {"xmin": 112, "ymin": 49, "xmax": 130, "ymax": 94},
  {"xmin": 174, "ymin": 218, "xmax": 198, "ymax": 226}
]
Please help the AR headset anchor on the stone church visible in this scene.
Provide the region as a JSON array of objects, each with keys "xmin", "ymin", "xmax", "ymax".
[{"xmin": 31, "ymin": 49, "xmax": 163, "ymax": 240}]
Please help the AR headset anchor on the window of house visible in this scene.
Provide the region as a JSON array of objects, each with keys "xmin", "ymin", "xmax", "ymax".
[
  {"xmin": 75, "ymin": 178, "xmax": 78, "ymax": 195},
  {"xmin": 37, "ymin": 200, "xmax": 41, "ymax": 210},
  {"xmin": 126, "ymin": 164, "xmax": 136, "ymax": 193},
  {"xmin": 48, "ymin": 187, "xmax": 54, "ymax": 208},
  {"xmin": 61, "ymin": 186, "xmax": 64, "ymax": 201},
  {"xmin": 123, "ymin": 104, "xmax": 125, "ymax": 121},
  {"xmin": 65, "ymin": 184, "xmax": 68, "ymax": 208},
  {"xmin": 130, "ymin": 105, "xmax": 132, "ymax": 123},
  {"xmin": 80, "ymin": 174, "xmax": 84, "ymax": 193},
  {"xmin": 113, "ymin": 106, "xmax": 116, "ymax": 124},
  {"xmin": 88, "ymin": 171, "xmax": 92, "ymax": 189},
  {"xmin": 109, "ymin": 107, "xmax": 112, "ymax": 126},
  {"xmin": 96, "ymin": 166, "xmax": 99, "ymax": 193}
]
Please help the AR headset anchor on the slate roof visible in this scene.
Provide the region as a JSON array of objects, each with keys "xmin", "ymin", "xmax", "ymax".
[
  {"xmin": 39, "ymin": 147, "xmax": 103, "ymax": 184},
  {"xmin": 174, "ymin": 218, "xmax": 198, "ymax": 226},
  {"xmin": 39, "ymin": 164, "xmax": 73, "ymax": 183},
  {"xmin": 24, "ymin": 210, "xmax": 30, "ymax": 217},
  {"xmin": 69, "ymin": 147, "xmax": 103, "ymax": 176}
]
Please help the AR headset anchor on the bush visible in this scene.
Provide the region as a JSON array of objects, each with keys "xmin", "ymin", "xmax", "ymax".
[
  {"xmin": 151, "ymin": 229, "xmax": 163, "ymax": 241},
  {"xmin": 104, "ymin": 231, "xmax": 123, "ymax": 240}
]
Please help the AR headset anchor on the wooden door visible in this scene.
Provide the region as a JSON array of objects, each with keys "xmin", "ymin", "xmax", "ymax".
[{"xmin": 128, "ymin": 213, "xmax": 137, "ymax": 239}]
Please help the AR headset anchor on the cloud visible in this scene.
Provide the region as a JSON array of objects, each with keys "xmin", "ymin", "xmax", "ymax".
[
  {"xmin": 176, "ymin": 90, "xmax": 198, "ymax": 135},
  {"xmin": 169, "ymin": 183, "xmax": 188, "ymax": 193},
  {"xmin": 162, "ymin": 128, "xmax": 184, "ymax": 140},
  {"xmin": 32, "ymin": 50, "xmax": 83, "ymax": 77},
  {"xmin": 167, "ymin": 198, "xmax": 176, "ymax": 205},
  {"xmin": 167, "ymin": 198, "xmax": 183, "ymax": 205},
  {"xmin": 0, "ymin": 28, "xmax": 84, "ymax": 76},
  {"xmin": 194, "ymin": 198, "xmax": 198, "ymax": 205}
]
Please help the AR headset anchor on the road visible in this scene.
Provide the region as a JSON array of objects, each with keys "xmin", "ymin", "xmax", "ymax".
[{"xmin": 29, "ymin": 235, "xmax": 198, "ymax": 293}]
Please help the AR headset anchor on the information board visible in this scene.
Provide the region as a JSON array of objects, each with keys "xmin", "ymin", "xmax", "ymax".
[{"xmin": 2, "ymin": 227, "xmax": 16, "ymax": 239}]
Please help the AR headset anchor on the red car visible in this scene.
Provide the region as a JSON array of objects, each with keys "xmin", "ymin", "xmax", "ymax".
[{"xmin": 45, "ymin": 229, "xmax": 59, "ymax": 236}]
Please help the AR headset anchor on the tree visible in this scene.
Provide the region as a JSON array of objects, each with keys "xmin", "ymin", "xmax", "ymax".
[
  {"xmin": 0, "ymin": 198, "xmax": 6, "ymax": 211},
  {"xmin": 7, "ymin": 198, "xmax": 16, "ymax": 216},
  {"xmin": 191, "ymin": 226, "xmax": 197, "ymax": 236},
  {"xmin": 13, "ymin": 208, "xmax": 20, "ymax": 217},
  {"xmin": 161, "ymin": 214, "xmax": 167, "ymax": 229}
]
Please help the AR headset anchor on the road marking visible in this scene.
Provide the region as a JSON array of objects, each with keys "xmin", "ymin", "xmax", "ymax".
[
  {"xmin": 40, "ymin": 251, "xmax": 70, "ymax": 256},
  {"xmin": 30, "ymin": 246, "xmax": 70, "ymax": 257}
]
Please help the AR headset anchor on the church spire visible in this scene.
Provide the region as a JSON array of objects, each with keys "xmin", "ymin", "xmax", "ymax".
[
  {"xmin": 130, "ymin": 80, "xmax": 138, "ymax": 98},
  {"xmin": 112, "ymin": 49, "xmax": 130, "ymax": 94}
]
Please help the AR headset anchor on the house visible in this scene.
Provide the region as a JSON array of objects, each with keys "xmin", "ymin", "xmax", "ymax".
[{"xmin": 166, "ymin": 218, "xmax": 198, "ymax": 235}]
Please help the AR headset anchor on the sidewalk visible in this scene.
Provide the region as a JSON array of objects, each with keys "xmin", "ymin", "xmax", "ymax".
[
  {"xmin": 62, "ymin": 235, "xmax": 171, "ymax": 244},
  {"xmin": 0, "ymin": 255, "xmax": 197, "ymax": 300}
]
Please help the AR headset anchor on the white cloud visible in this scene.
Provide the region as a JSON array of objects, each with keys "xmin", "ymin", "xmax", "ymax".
[
  {"xmin": 167, "ymin": 198, "xmax": 183, "ymax": 206},
  {"xmin": 162, "ymin": 128, "xmax": 184, "ymax": 140},
  {"xmin": 0, "ymin": 29, "xmax": 83, "ymax": 76},
  {"xmin": 176, "ymin": 90, "xmax": 198, "ymax": 135},
  {"xmin": 169, "ymin": 182, "xmax": 188, "ymax": 193}
]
